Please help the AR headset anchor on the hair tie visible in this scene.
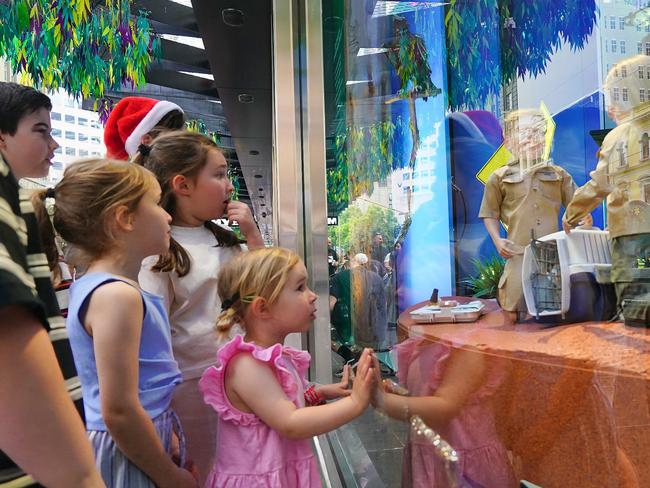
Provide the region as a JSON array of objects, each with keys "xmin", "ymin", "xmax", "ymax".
[
  {"xmin": 45, "ymin": 187, "xmax": 56, "ymax": 199},
  {"xmin": 221, "ymin": 292, "xmax": 240, "ymax": 312},
  {"xmin": 138, "ymin": 143, "xmax": 152, "ymax": 156}
]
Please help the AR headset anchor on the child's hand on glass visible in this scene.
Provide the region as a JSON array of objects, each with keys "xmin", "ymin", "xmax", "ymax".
[
  {"xmin": 315, "ymin": 365, "xmax": 352, "ymax": 400},
  {"xmin": 349, "ymin": 348, "xmax": 376, "ymax": 413},
  {"xmin": 369, "ymin": 355, "xmax": 385, "ymax": 409}
]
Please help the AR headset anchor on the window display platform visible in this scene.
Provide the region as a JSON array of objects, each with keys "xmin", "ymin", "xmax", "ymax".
[
  {"xmin": 398, "ymin": 298, "xmax": 647, "ymax": 379},
  {"xmin": 398, "ymin": 299, "xmax": 648, "ymax": 488}
]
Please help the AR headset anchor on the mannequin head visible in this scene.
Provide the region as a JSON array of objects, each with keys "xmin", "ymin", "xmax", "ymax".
[
  {"xmin": 604, "ymin": 55, "xmax": 650, "ymax": 124},
  {"xmin": 503, "ymin": 108, "xmax": 548, "ymax": 174}
]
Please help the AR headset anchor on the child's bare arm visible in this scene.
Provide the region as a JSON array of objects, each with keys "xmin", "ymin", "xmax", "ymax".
[
  {"xmin": 376, "ymin": 348, "xmax": 486, "ymax": 430},
  {"xmin": 0, "ymin": 305, "xmax": 105, "ymax": 488},
  {"xmin": 230, "ymin": 349, "xmax": 375, "ymax": 439},
  {"xmin": 87, "ymin": 282, "xmax": 196, "ymax": 488}
]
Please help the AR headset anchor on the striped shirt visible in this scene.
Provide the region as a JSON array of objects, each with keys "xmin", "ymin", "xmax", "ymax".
[{"xmin": 0, "ymin": 155, "xmax": 83, "ymax": 484}]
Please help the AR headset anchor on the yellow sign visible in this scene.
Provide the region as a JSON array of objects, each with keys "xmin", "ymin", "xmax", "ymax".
[
  {"xmin": 476, "ymin": 143, "xmax": 513, "ymax": 184},
  {"xmin": 540, "ymin": 101, "xmax": 556, "ymax": 161}
]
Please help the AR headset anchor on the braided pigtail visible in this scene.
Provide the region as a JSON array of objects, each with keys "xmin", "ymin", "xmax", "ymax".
[{"xmin": 216, "ymin": 307, "xmax": 241, "ymax": 341}]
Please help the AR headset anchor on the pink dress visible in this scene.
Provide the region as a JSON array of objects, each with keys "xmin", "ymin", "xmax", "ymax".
[
  {"xmin": 199, "ymin": 335, "xmax": 321, "ymax": 487},
  {"xmin": 395, "ymin": 337, "xmax": 516, "ymax": 488}
]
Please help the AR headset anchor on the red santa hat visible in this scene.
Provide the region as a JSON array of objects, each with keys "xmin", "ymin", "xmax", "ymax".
[{"xmin": 104, "ymin": 97, "xmax": 183, "ymax": 160}]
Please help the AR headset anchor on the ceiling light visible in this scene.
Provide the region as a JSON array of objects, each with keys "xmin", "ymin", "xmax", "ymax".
[
  {"xmin": 346, "ymin": 80, "xmax": 372, "ymax": 86},
  {"xmin": 179, "ymin": 71, "xmax": 214, "ymax": 81},
  {"xmin": 371, "ymin": 1, "xmax": 448, "ymax": 18},
  {"xmin": 357, "ymin": 47, "xmax": 389, "ymax": 56},
  {"xmin": 168, "ymin": 0, "xmax": 192, "ymax": 8},
  {"xmin": 160, "ymin": 34, "xmax": 204, "ymax": 50},
  {"xmin": 222, "ymin": 8, "xmax": 244, "ymax": 27},
  {"xmin": 238, "ymin": 93, "xmax": 254, "ymax": 103},
  {"xmin": 208, "ymin": 100, "xmax": 222, "ymax": 104}
]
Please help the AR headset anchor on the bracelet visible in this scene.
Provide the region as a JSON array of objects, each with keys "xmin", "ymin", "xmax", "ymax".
[{"xmin": 304, "ymin": 385, "xmax": 326, "ymax": 406}]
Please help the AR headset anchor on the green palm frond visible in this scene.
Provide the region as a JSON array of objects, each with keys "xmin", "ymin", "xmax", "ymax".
[{"xmin": 462, "ymin": 256, "xmax": 505, "ymax": 299}]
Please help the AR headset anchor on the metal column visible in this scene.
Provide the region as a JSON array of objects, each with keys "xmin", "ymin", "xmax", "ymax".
[{"xmin": 272, "ymin": 0, "xmax": 331, "ymax": 381}]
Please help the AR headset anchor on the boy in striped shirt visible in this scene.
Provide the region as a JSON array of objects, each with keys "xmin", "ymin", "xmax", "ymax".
[{"xmin": 0, "ymin": 82, "xmax": 103, "ymax": 487}]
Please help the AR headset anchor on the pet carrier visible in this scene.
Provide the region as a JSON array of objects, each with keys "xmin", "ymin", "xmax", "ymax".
[{"xmin": 522, "ymin": 229, "xmax": 616, "ymax": 321}]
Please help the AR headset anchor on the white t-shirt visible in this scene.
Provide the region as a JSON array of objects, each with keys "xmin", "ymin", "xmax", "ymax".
[{"xmin": 139, "ymin": 224, "xmax": 245, "ymax": 380}]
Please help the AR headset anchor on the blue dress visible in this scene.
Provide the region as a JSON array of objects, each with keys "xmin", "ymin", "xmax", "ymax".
[{"xmin": 67, "ymin": 272, "xmax": 183, "ymax": 487}]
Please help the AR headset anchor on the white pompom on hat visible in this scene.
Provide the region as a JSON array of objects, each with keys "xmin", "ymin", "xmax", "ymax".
[{"xmin": 104, "ymin": 96, "xmax": 183, "ymax": 160}]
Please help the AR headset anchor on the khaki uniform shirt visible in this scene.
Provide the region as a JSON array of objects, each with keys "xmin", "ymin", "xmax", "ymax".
[
  {"xmin": 563, "ymin": 122, "xmax": 650, "ymax": 239},
  {"xmin": 479, "ymin": 163, "xmax": 576, "ymax": 311}
]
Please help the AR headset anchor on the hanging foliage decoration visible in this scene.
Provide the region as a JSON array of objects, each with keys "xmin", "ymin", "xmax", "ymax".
[
  {"xmin": 186, "ymin": 118, "xmax": 221, "ymax": 145},
  {"xmin": 327, "ymin": 117, "xmax": 411, "ymax": 209},
  {"xmin": 384, "ymin": 15, "xmax": 441, "ymax": 169},
  {"xmin": 445, "ymin": 0, "xmax": 598, "ymax": 110},
  {"xmin": 0, "ymin": 0, "xmax": 160, "ymax": 112}
]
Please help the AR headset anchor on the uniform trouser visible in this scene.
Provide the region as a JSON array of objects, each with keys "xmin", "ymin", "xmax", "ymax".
[{"xmin": 611, "ymin": 233, "xmax": 650, "ymax": 309}]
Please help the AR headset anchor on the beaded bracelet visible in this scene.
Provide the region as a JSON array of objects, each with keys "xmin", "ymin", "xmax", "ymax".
[{"xmin": 304, "ymin": 385, "xmax": 326, "ymax": 406}]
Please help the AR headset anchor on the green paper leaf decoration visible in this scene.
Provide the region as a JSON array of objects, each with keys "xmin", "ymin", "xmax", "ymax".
[
  {"xmin": 0, "ymin": 0, "xmax": 160, "ymax": 101},
  {"xmin": 445, "ymin": 0, "xmax": 597, "ymax": 110},
  {"xmin": 186, "ymin": 119, "xmax": 221, "ymax": 146},
  {"xmin": 327, "ymin": 117, "xmax": 410, "ymax": 211}
]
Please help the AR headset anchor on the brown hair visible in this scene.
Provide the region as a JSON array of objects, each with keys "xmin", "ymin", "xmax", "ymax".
[
  {"xmin": 133, "ymin": 130, "xmax": 242, "ymax": 277},
  {"xmin": 216, "ymin": 247, "xmax": 301, "ymax": 340},
  {"xmin": 31, "ymin": 191, "xmax": 62, "ymax": 284},
  {"xmin": 145, "ymin": 109, "xmax": 185, "ymax": 141},
  {"xmin": 32, "ymin": 159, "xmax": 158, "ymax": 271}
]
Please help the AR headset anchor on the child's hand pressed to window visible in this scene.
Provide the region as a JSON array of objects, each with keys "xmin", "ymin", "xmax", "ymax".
[
  {"xmin": 370, "ymin": 355, "xmax": 388, "ymax": 409},
  {"xmin": 349, "ymin": 348, "xmax": 377, "ymax": 414}
]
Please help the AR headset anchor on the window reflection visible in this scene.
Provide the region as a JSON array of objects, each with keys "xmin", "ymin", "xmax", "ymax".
[{"xmin": 322, "ymin": 0, "xmax": 650, "ymax": 486}]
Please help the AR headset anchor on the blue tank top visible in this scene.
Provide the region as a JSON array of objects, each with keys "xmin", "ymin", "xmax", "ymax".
[{"xmin": 67, "ymin": 272, "xmax": 182, "ymax": 430}]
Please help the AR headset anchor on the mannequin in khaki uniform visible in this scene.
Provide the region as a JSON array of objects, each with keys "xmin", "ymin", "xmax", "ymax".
[
  {"xmin": 479, "ymin": 109, "xmax": 580, "ymax": 319},
  {"xmin": 564, "ymin": 55, "xmax": 650, "ymax": 309}
]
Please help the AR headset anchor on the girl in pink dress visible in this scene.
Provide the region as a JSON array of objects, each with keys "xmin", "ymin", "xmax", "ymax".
[
  {"xmin": 199, "ymin": 247, "xmax": 376, "ymax": 487},
  {"xmin": 375, "ymin": 337, "xmax": 516, "ymax": 488}
]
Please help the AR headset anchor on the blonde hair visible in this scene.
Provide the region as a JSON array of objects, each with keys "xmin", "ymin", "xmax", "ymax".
[
  {"xmin": 133, "ymin": 130, "xmax": 242, "ymax": 277},
  {"xmin": 32, "ymin": 158, "xmax": 158, "ymax": 265},
  {"xmin": 216, "ymin": 247, "xmax": 301, "ymax": 339}
]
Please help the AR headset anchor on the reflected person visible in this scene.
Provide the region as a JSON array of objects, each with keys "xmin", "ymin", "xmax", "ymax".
[
  {"xmin": 329, "ymin": 253, "xmax": 388, "ymax": 350},
  {"xmin": 563, "ymin": 54, "xmax": 650, "ymax": 317},
  {"xmin": 479, "ymin": 109, "xmax": 584, "ymax": 321},
  {"xmin": 372, "ymin": 338, "xmax": 516, "ymax": 488}
]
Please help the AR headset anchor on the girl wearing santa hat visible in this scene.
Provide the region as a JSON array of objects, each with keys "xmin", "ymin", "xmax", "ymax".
[{"xmin": 104, "ymin": 97, "xmax": 185, "ymax": 160}]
